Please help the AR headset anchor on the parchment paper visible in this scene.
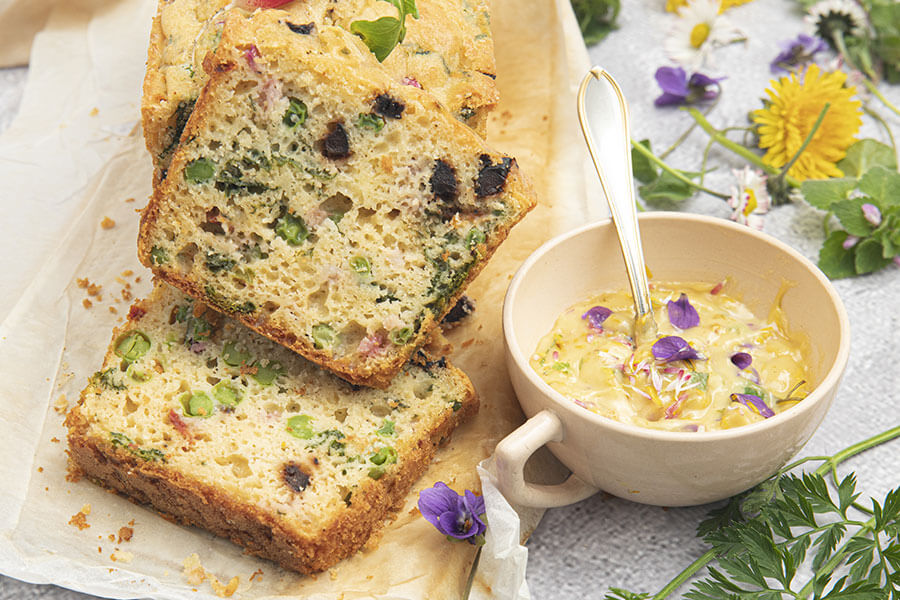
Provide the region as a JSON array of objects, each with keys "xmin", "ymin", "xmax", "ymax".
[{"xmin": 0, "ymin": 0, "xmax": 603, "ymax": 597}]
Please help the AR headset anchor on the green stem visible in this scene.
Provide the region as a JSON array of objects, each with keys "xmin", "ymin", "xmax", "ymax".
[
  {"xmin": 659, "ymin": 96, "xmax": 721, "ymax": 160},
  {"xmin": 652, "ymin": 549, "xmax": 717, "ymax": 600},
  {"xmin": 863, "ymin": 79, "xmax": 900, "ymax": 119},
  {"xmin": 773, "ymin": 103, "xmax": 830, "ymax": 181},
  {"xmin": 630, "ymin": 139, "xmax": 729, "ymax": 199},
  {"xmin": 823, "ymin": 211, "xmax": 833, "ymax": 237},
  {"xmin": 832, "ymin": 30, "xmax": 877, "ymax": 83},
  {"xmin": 462, "ymin": 545, "xmax": 482, "ymax": 600},
  {"xmin": 813, "ymin": 424, "xmax": 900, "ymax": 476},
  {"xmin": 685, "ymin": 108, "xmax": 802, "ymax": 188},
  {"xmin": 863, "ymin": 104, "xmax": 897, "ymax": 153},
  {"xmin": 796, "ymin": 516, "xmax": 876, "ymax": 599}
]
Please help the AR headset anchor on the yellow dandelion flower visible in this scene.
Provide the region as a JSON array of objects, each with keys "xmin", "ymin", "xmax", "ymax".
[
  {"xmin": 666, "ymin": 0, "xmax": 754, "ymax": 14},
  {"xmin": 753, "ymin": 64, "xmax": 861, "ymax": 182}
]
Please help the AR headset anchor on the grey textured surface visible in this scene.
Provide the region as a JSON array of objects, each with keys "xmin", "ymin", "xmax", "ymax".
[{"xmin": 2, "ymin": 1, "xmax": 900, "ymax": 598}]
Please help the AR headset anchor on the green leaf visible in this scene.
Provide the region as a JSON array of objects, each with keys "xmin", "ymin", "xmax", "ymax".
[
  {"xmin": 800, "ymin": 178, "xmax": 857, "ymax": 211},
  {"xmin": 819, "ymin": 231, "xmax": 858, "ymax": 279},
  {"xmin": 631, "ymin": 139, "xmax": 658, "ymax": 184},
  {"xmin": 836, "ymin": 139, "xmax": 897, "ymax": 178},
  {"xmin": 570, "ymin": 0, "xmax": 621, "ymax": 45},
  {"xmin": 637, "ymin": 169, "xmax": 696, "ymax": 204},
  {"xmin": 859, "ymin": 166, "xmax": 900, "ymax": 208},
  {"xmin": 350, "ymin": 16, "xmax": 403, "ymax": 62},
  {"xmin": 834, "ymin": 197, "xmax": 874, "ymax": 237},
  {"xmin": 854, "ymin": 238, "xmax": 891, "ymax": 274}
]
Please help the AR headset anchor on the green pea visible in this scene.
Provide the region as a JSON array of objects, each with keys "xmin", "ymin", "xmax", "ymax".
[
  {"xmin": 180, "ymin": 391, "xmax": 214, "ymax": 417},
  {"xmin": 184, "ymin": 158, "xmax": 215, "ymax": 183},
  {"xmin": 312, "ymin": 323, "xmax": 335, "ymax": 349},
  {"xmin": 356, "ymin": 113, "xmax": 385, "ymax": 132},
  {"xmin": 212, "ymin": 381, "xmax": 242, "ymax": 407},
  {"xmin": 283, "ymin": 97, "xmax": 307, "ymax": 128},
  {"xmin": 115, "ymin": 331, "xmax": 151, "ymax": 363},
  {"xmin": 252, "ymin": 360, "xmax": 284, "ymax": 386},
  {"xmin": 369, "ymin": 446, "xmax": 397, "ymax": 466},
  {"xmin": 349, "ymin": 256, "xmax": 371, "ymax": 276},
  {"xmin": 275, "ymin": 212, "xmax": 309, "ymax": 245},
  {"xmin": 286, "ymin": 415, "xmax": 314, "ymax": 439},
  {"xmin": 368, "ymin": 466, "xmax": 385, "ymax": 479},
  {"xmin": 389, "ymin": 327, "xmax": 412, "ymax": 345},
  {"xmin": 125, "ymin": 363, "xmax": 151, "ymax": 383},
  {"xmin": 222, "ymin": 341, "xmax": 253, "ymax": 367},
  {"xmin": 465, "ymin": 227, "xmax": 486, "ymax": 249},
  {"xmin": 376, "ymin": 419, "xmax": 395, "ymax": 436}
]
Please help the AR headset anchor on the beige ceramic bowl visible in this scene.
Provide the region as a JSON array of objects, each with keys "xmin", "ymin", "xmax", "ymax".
[{"xmin": 496, "ymin": 213, "xmax": 850, "ymax": 508}]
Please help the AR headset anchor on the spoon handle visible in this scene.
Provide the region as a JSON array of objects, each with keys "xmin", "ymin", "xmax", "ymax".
[{"xmin": 576, "ymin": 66, "xmax": 657, "ymax": 343}]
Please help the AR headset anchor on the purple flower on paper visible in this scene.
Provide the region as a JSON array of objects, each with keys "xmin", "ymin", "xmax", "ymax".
[
  {"xmin": 730, "ymin": 352, "xmax": 752, "ymax": 370},
  {"xmin": 652, "ymin": 336, "xmax": 702, "ymax": 363},
  {"xmin": 770, "ymin": 34, "xmax": 827, "ymax": 74},
  {"xmin": 731, "ymin": 393, "xmax": 775, "ymax": 418},
  {"xmin": 667, "ymin": 293, "xmax": 700, "ymax": 329},
  {"xmin": 862, "ymin": 203, "xmax": 882, "ymax": 227},
  {"xmin": 582, "ymin": 306, "xmax": 612, "ymax": 331},
  {"xmin": 654, "ymin": 66, "xmax": 724, "ymax": 107},
  {"xmin": 418, "ymin": 482, "xmax": 486, "ymax": 545}
]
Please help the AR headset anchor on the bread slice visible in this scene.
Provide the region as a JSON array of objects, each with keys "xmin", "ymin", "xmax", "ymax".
[
  {"xmin": 137, "ymin": 12, "xmax": 536, "ymax": 388},
  {"xmin": 65, "ymin": 282, "xmax": 477, "ymax": 574},
  {"xmin": 142, "ymin": 0, "xmax": 498, "ymax": 179}
]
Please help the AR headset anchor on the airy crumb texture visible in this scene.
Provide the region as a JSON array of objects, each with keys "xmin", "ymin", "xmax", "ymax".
[
  {"xmin": 138, "ymin": 12, "xmax": 535, "ymax": 388},
  {"xmin": 142, "ymin": 0, "xmax": 497, "ymax": 177},
  {"xmin": 65, "ymin": 282, "xmax": 477, "ymax": 574}
]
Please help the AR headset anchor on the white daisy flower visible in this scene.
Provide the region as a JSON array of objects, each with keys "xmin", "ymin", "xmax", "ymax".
[
  {"xmin": 805, "ymin": 0, "xmax": 869, "ymax": 42},
  {"xmin": 728, "ymin": 167, "xmax": 771, "ymax": 230},
  {"xmin": 664, "ymin": 0, "xmax": 744, "ymax": 71}
]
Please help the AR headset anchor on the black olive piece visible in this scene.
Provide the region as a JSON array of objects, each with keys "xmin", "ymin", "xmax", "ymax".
[
  {"xmin": 286, "ymin": 21, "xmax": 315, "ymax": 34},
  {"xmin": 430, "ymin": 159, "xmax": 458, "ymax": 202},
  {"xmin": 283, "ymin": 463, "xmax": 310, "ymax": 492},
  {"xmin": 373, "ymin": 94, "xmax": 405, "ymax": 119},
  {"xmin": 320, "ymin": 122, "xmax": 350, "ymax": 159},
  {"xmin": 474, "ymin": 154, "xmax": 514, "ymax": 197},
  {"xmin": 441, "ymin": 295, "xmax": 475, "ymax": 327}
]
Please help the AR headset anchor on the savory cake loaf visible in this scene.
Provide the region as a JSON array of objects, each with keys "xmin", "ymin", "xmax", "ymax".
[
  {"xmin": 142, "ymin": 0, "xmax": 498, "ymax": 179},
  {"xmin": 138, "ymin": 12, "xmax": 536, "ymax": 388},
  {"xmin": 65, "ymin": 282, "xmax": 477, "ymax": 574}
]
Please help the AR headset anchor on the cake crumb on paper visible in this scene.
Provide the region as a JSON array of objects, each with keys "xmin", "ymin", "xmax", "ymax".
[
  {"xmin": 101, "ymin": 217, "xmax": 115, "ymax": 229},
  {"xmin": 182, "ymin": 553, "xmax": 240, "ymax": 597},
  {"xmin": 69, "ymin": 504, "xmax": 91, "ymax": 530},
  {"xmin": 82, "ymin": 299, "xmax": 93, "ymax": 309},
  {"xmin": 110, "ymin": 550, "xmax": 133, "ymax": 563},
  {"xmin": 90, "ymin": 107, "xmax": 99, "ymax": 117},
  {"xmin": 54, "ymin": 394, "xmax": 69, "ymax": 414},
  {"xmin": 117, "ymin": 526, "xmax": 134, "ymax": 543},
  {"xmin": 248, "ymin": 568, "xmax": 263, "ymax": 582}
]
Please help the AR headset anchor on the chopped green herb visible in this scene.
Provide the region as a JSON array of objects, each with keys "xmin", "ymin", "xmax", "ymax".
[
  {"xmin": 551, "ymin": 361, "xmax": 571, "ymax": 374},
  {"xmin": 150, "ymin": 245, "xmax": 169, "ymax": 265},
  {"xmin": 312, "ymin": 323, "xmax": 335, "ymax": 349},
  {"xmin": 389, "ymin": 327, "xmax": 412, "ymax": 345},
  {"xmin": 275, "ymin": 212, "xmax": 309, "ymax": 245},
  {"xmin": 184, "ymin": 158, "xmax": 215, "ymax": 183},
  {"xmin": 205, "ymin": 251, "xmax": 236, "ymax": 273},
  {"xmin": 465, "ymin": 227, "xmax": 486, "ymax": 249},
  {"xmin": 369, "ymin": 446, "xmax": 398, "ymax": 466},
  {"xmin": 91, "ymin": 368, "xmax": 126, "ymax": 391},
  {"xmin": 212, "ymin": 381, "xmax": 242, "ymax": 407},
  {"xmin": 376, "ymin": 419, "xmax": 395, "ymax": 436},
  {"xmin": 355, "ymin": 113, "xmax": 385, "ymax": 132},
  {"xmin": 286, "ymin": 415, "xmax": 314, "ymax": 439},
  {"xmin": 350, "ymin": 0, "xmax": 419, "ymax": 62},
  {"xmin": 222, "ymin": 341, "xmax": 253, "ymax": 367},
  {"xmin": 451, "ymin": 400, "xmax": 463, "ymax": 412},
  {"xmin": 283, "ymin": 97, "xmax": 308, "ymax": 128},
  {"xmin": 252, "ymin": 359, "xmax": 284, "ymax": 386},
  {"xmin": 109, "ymin": 432, "xmax": 166, "ymax": 462},
  {"xmin": 349, "ymin": 256, "xmax": 371, "ymax": 275},
  {"xmin": 114, "ymin": 331, "xmax": 151, "ymax": 363}
]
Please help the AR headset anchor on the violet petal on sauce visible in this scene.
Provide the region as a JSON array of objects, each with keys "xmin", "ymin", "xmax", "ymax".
[
  {"xmin": 581, "ymin": 306, "xmax": 612, "ymax": 331},
  {"xmin": 730, "ymin": 352, "xmax": 753, "ymax": 370},
  {"xmin": 652, "ymin": 335, "xmax": 702, "ymax": 363},
  {"xmin": 667, "ymin": 293, "xmax": 700, "ymax": 329},
  {"xmin": 731, "ymin": 393, "xmax": 775, "ymax": 418}
]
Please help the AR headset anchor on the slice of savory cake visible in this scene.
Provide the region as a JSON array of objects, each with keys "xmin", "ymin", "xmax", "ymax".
[
  {"xmin": 138, "ymin": 12, "xmax": 536, "ymax": 388},
  {"xmin": 65, "ymin": 282, "xmax": 477, "ymax": 574},
  {"xmin": 142, "ymin": 0, "xmax": 498, "ymax": 179}
]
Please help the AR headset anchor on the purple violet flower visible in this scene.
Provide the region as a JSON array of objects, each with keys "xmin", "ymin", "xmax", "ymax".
[
  {"xmin": 654, "ymin": 66, "xmax": 724, "ymax": 107},
  {"xmin": 862, "ymin": 203, "xmax": 882, "ymax": 227},
  {"xmin": 418, "ymin": 482, "xmax": 486, "ymax": 545},
  {"xmin": 770, "ymin": 34, "xmax": 827, "ymax": 74},
  {"xmin": 731, "ymin": 393, "xmax": 775, "ymax": 418},
  {"xmin": 652, "ymin": 336, "xmax": 703, "ymax": 363},
  {"xmin": 730, "ymin": 352, "xmax": 752, "ymax": 370},
  {"xmin": 667, "ymin": 293, "xmax": 700, "ymax": 329},
  {"xmin": 582, "ymin": 306, "xmax": 612, "ymax": 331}
]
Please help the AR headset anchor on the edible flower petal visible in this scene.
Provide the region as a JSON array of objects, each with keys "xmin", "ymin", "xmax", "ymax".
[
  {"xmin": 730, "ymin": 352, "xmax": 752, "ymax": 369},
  {"xmin": 667, "ymin": 293, "xmax": 700, "ymax": 329},
  {"xmin": 731, "ymin": 392, "xmax": 775, "ymax": 418},
  {"xmin": 417, "ymin": 482, "xmax": 486, "ymax": 544},
  {"xmin": 652, "ymin": 336, "xmax": 702, "ymax": 363},
  {"xmin": 861, "ymin": 203, "xmax": 882, "ymax": 227},
  {"xmin": 582, "ymin": 306, "xmax": 612, "ymax": 331},
  {"xmin": 654, "ymin": 66, "xmax": 724, "ymax": 107},
  {"xmin": 770, "ymin": 33, "xmax": 827, "ymax": 74}
]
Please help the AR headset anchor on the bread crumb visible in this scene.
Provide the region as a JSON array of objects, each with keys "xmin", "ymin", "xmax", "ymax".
[
  {"xmin": 90, "ymin": 107, "xmax": 99, "ymax": 117},
  {"xmin": 82, "ymin": 299, "xmax": 93, "ymax": 309},
  {"xmin": 248, "ymin": 568, "xmax": 263, "ymax": 582},
  {"xmin": 51, "ymin": 437, "xmax": 60, "ymax": 443},
  {"xmin": 69, "ymin": 504, "xmax": 91, "ymax": 530},
  {"xmin": 211, "ymin": 576, "xmax": 239, "ymax": 597},
  {"xmin": 108, "ymin": 534, "xmax": 115, "ymax": 542},
  {"xmin": 54, "ymin": 394, "xmax": 68, "ymax": 414},
  {"xmin": 37, "ymin": 466, "xmax": 43, "ymax": 473},
  {"xmin": 182, "ymin": 553, "xmax": 239, "ymax": 597},
  {"xmin": 100, "ymin": 217, "xmax": 116, "ymax": 229},
  {"xmin": 125, "ymin": 197, "xmax": 135, "ymax": 203},
  {"xmin": 329, "ymin": 568, "xmax": 339, "ymax": 581},
  {"xmin": 117, "ymin": 526, "xmax": 133, "ymax": 543},
  {"xmin": 121, "ymin": 270, "xmax": 134, "ymax": 277},
  {"xmin": 461, "ymin": 338, "xmax": 475, "ymax": 348},
  {"xmin": 110, "ymin": 550, "xmax": 134, "ymax": 563},
  {"xmin": 109, "ymin": 306, "xmax": 118, "ymax": 314}
]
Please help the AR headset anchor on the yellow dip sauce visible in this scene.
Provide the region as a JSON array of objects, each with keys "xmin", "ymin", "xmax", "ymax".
[{"xmin": 530, "ymin": 282, "xmax": 810, "ymax": 432}]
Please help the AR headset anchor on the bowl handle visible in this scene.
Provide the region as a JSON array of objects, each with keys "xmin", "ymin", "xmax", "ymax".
[{"xmin": 494, "ymin": 409, "xmax": 599, "ymax": 508}]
